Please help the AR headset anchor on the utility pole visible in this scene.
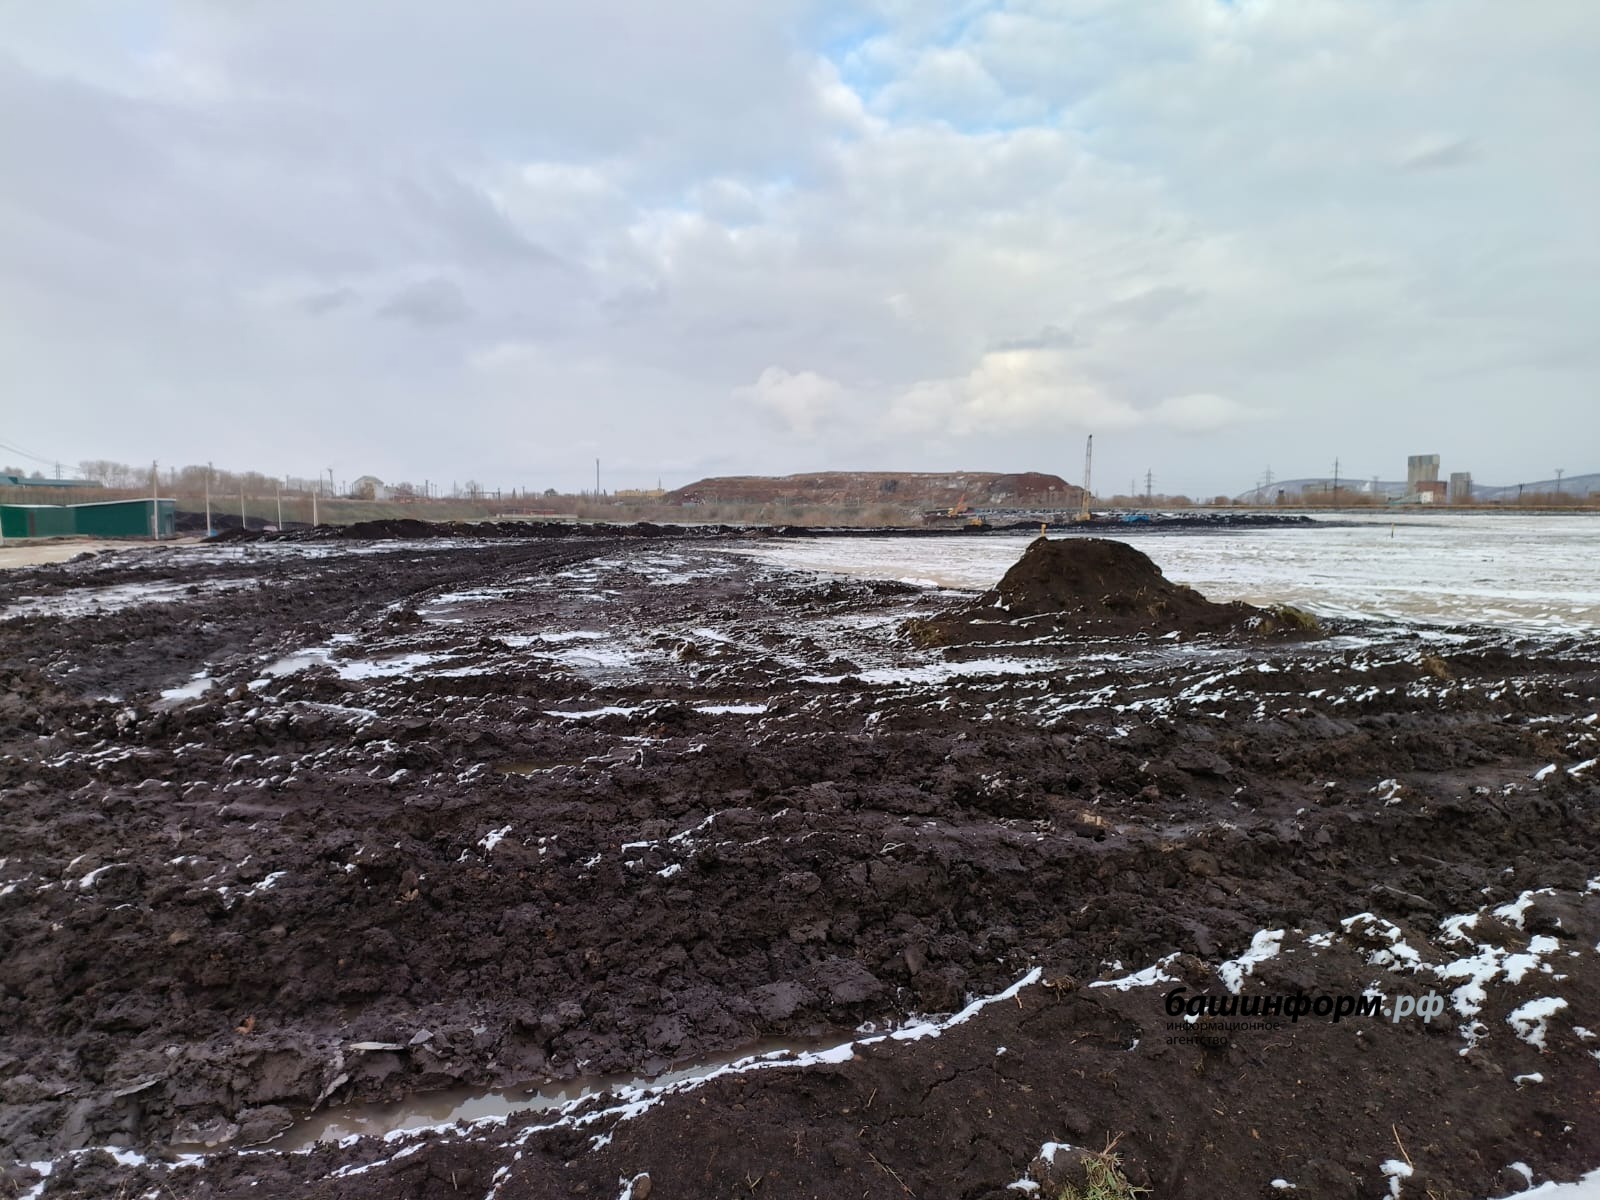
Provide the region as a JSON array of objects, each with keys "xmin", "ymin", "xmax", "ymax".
[
  {"xmin": 595, "ymin": 458, "xmax": 601, "ymax": 499},
  {"xmin": 1332, "ymin": 458, "xmax": 1340, "ymax": 501},
  {"xmin": 1079, "ymin": 434, "xmax": 1093, "ymax": 523},
  {"xmin": 205, "ymin": 462, "xmax": 213, "ymax": 537},
  {"xmin": 1144, "ymin": 469, "xmax": 1154, "ymax": 506},
  {"xmin": 311, "ymin": 483, "xmax": 318, "ymax": 527},
  {"xmin": 150, "ymin": 460, "xmax": 160, "ymax": 540},
  {"xmin": 1555, "ymin": 468, "xmax": 1565, "ymax": 497},
  {"xmin": 275, "ymin": 479, "xmax": 283, "ymax": 530},
  {"xmin": 240, "ymin": 482, "xmax": 246, "ymax": 531}
]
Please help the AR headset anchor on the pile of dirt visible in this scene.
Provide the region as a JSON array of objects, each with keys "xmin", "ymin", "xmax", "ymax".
[
  {"xmin": 216, "ymin": 519, "xmax": 724, "ymax": 544},
  {"xmin": 907, "ymin": 536, "xmax": 1317, "ymax": 643},
  {"xmin": 665, "ymin": 470, "xmax": 1079, "ymax": 507}
]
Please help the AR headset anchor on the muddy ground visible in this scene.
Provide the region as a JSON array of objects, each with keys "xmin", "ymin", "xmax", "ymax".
[{"xmin": 1, "ymin": 528, "xmax": 1597, "ymax": 1199}]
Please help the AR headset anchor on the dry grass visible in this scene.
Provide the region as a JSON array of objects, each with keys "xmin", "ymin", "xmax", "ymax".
[{"xmin": 1055, "ymin": 1136, "xmax": 1150, "ymax": 1200}]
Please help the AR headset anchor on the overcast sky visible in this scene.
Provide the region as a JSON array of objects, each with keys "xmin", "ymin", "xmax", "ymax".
[{"xmin": 2, "ymin": 1, "xmax": 1595, "ymax": 496}]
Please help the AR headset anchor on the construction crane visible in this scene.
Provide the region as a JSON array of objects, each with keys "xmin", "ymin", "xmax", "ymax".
[{"xmin": 1078, "ymin": 434, "xmax": 1093, "ymax": 522}]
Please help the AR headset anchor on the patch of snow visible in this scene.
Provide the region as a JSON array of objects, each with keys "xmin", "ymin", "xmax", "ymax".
[
  {"xmin": 1494, "ymin": 891, "xmax": 1549, "ymax": 930},
  {"xmin": 160, "ymin": 672, "xmax": 215, "ymax": 702},
  {"xmin": 544, "ymin": 706, "xmax": 645, "ymax": 720},
  {"xmin": 1440, "ymin": 912, "xmax": 1480, "ymax": 942},
  {"xmin": 260, "ymin": 648, "xmax": 335, "ymax": 677},
  {"xmin": 17, "ymin": 1162, "xmax": 53, "ymax": 1200},
  {"xmin": 1342, "ymin": 913, "xmax": 1423, "ymax": 971},
  {"xmin": 77, "ymin": 864, "xmax": 122, "ymax": 889},
  {"xmin": 335, "ymin": 653, "xmax": 442, "ymax": 681},
  {"xmin": 1217, "ymin": 930, "xmax": 1284, "ymax": 994},
  {"xmin": 1381, "ymin": 1158, "xmax": 1413, "ymax": 1198},
  {"xmin": 504, "ymin": 630, "xmax": 608, "ymax": 645},
  {"xmin": 802, "ymin": 657, "xmax": 1058, "ymax": 686},
  {"xmin": 1507, "ymin": 997, "xmax": 1568, "ymax": 1050},
  {"xmin": 1486, "ymin": 1168, "xmax": 1600, "ymax": 1199},
  {"xmin": 1091, "ymin": 954, "xmax": 1181, "ymax": 991},
  {"xmin": 480, "ymin": 826, "xmax": 513, "ymax": 853}
]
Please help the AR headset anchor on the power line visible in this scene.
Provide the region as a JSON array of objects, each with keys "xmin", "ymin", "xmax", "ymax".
[{"xmin": 0, "ymin": 439, "xmax": 59, "ymax": 467}]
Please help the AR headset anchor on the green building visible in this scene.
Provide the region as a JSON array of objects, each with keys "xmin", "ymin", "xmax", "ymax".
[{"xmin": 0, "ymin": 498, "xmax": 176, "ymax": 540}]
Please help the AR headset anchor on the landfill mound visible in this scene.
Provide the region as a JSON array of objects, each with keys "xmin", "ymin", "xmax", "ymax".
[
  {"xmin": 664, "ymin": 469, "xmax": 1077, "ymax": 507},
  {"xmin": 907, "ymin": 536, "xmax": 1315, "ymax": 643}
]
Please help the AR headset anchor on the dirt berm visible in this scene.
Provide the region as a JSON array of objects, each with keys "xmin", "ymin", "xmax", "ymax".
[{"xmin": 906, "ymin": 535, "xmax": 1318, "ymax": 644}]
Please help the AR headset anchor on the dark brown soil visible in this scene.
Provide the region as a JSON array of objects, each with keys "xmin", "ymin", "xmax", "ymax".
[
  {"xmin": 1, "ymin": 530, "xmax": 1596, "ymax": 1198},
  {"xmin": 906, "ymin": 536, "xmax": 1316, "ymax": 643}
]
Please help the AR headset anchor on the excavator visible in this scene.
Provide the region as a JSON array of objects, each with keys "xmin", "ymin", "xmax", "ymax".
[{"xmin": 922, "ymin": 492, "xmax": 988, "ymax": 527}]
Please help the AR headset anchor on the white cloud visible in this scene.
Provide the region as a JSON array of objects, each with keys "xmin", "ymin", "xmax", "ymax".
[
  {"xmin": 1150, "ymin": 393, "xmax": 1268, "ymax": 434},
  {"xmin": 886, "ymin": 348, "xmax": 1140, "ymax": 435},
  {"xmin": 0, "ymin": 1, "xmax": 1594, "ymax": 493},
  {"xmin": 882, "ymin": 354, "xmax": 1261, "ymax": 440},
  {"xmin": 738, "ymin": 367, "xmax": 846, "ymax": 437}
]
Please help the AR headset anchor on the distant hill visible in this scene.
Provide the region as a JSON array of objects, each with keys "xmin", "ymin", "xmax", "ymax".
[
  {"xmin": 1472, "ymin": 473, "xmax": 1600, "ymax": 501},
  {"xmin": 1236, "ymin": 478, "xmax": 1408, "ymax": 502},
  {"xmin": 1236, "ymin": 472, "xmax": 1600, "ymax": 503},
  {"xmin": 666, "ymin": 471, "xmax": 1081, "ymax": 508}
]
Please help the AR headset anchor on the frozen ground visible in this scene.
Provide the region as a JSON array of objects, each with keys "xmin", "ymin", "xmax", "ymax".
[
  {"xmin": 724, "ymin": 513, "xmax": 1600, "ymax": 635},
  {"xmin": 3, "ymin": 528, "xmax": 1598, "ymax": 1199}
]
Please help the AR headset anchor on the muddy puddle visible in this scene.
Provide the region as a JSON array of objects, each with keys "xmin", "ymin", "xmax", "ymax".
[
  {"xmin": 264, "ymin": 1038, "xmax": 826, "ymax": 1152},
  {"xmin": 496, "ymin": 757, "xmax": 589, "ymax": 774}
]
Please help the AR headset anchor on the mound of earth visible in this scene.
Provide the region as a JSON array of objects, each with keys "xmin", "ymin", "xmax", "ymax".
[
  {"xmin": 218, "ymin": 518, "xmax": 717, "ymax": 544},
  {"xmin": 906, "ymin": 536, "xmax": 1318, "ymax": 643},
  {"xmin": 665, "ymin": 470, "xmax": 1079, "ymax": 507}
]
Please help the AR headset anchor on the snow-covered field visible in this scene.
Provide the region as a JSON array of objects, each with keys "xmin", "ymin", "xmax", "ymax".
[{"xmin": 724, "ymin": 514, "xmax": 1600, "ymax": 636}]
